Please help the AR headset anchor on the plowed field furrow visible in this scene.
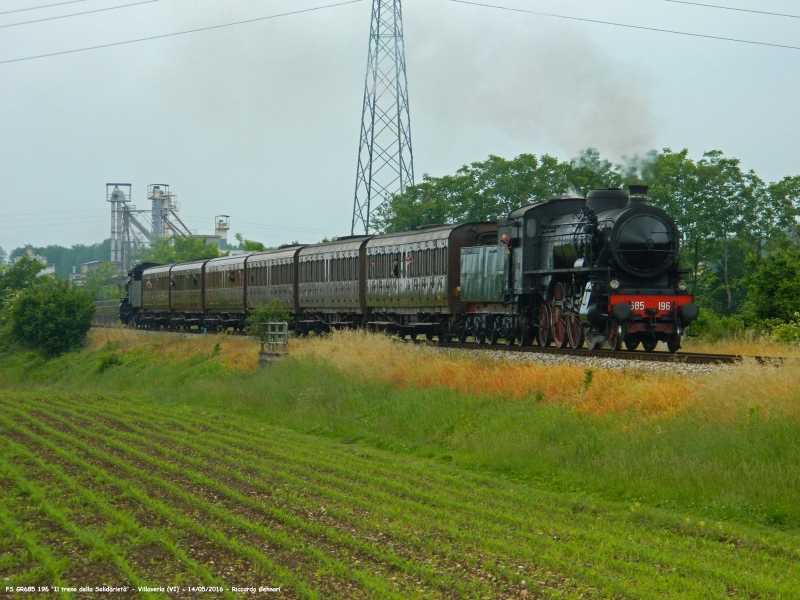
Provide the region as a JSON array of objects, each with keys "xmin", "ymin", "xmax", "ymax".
[
  {"xmin": 0, "ymin": 451, "xmax": 159, "ymax": 598},
  {"xmin": 0, "ymin": 434, "xmax": 234, "ymax": 598},
  {"xmin": 45, "ymin": 399, "xmax": 746, "ymax": 596},
  {"xmin": 45, "ymin": 402, "xmax": 525, "ymax": 597},
  {"xmin": 23, "ymin": 405, "xmax": 468, "ymax": 600},
  {"xmin": 3, "ymin": 393, "xmax": 799, "ymax": 599},
  {"xmin": 5, "ymin": 408, "xmax": 412, "ymax": 600},
  {"xmin": 0, "ymin": 502, "xmax": 71, "ymax": 598},
  {"xmin": 54, "ymin": 396, "xmax": 793, "ymax": 580}
]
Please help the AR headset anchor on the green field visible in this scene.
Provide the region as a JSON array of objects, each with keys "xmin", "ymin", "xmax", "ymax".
[{"xmin": 1, "ymin": 331, "xmax": 799, "ymax": 598}]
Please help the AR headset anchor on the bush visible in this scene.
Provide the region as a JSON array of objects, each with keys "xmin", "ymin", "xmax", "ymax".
[
  {"xmin": 690, "ymin": 308, "xmax": 745, "ymax": 342},
  {"xmin": 3, "ymin": 278, "xmax": 95, "ymax": 357},
  {"xmin": 740, "ymin": 247, "xmax": 800, "ymax": 323},
  {"xmin": 772, "ymin": 314, "xmax": 800, "ymax": 344},
  {"xmin": 246, "ymin": 299, "xmax": 290, "ymax": 336}
]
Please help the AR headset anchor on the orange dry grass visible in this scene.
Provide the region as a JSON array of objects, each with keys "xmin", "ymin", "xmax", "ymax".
[
  {"xmin": 292, "ymin": 331, "xmax": 697, "ymax": 418},
  {"xmin": 683, "ymin": 337, "xmax": 800, "ymax": 358},
  {"xmin": 87, "ymin": 327, "xmax": 260, "ymax": 372}
]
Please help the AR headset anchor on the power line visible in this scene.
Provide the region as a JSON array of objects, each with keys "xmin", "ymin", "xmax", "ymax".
[
  {"xmin": 656, "ymin": 0, "xmax": 800, "ymax": 20},
  {"xmin": 0, "ymin": 0, "xmax": 365, "ymax": 65},
  {"xmin": 0, "ymin": 0, "xmax": 94, "ymax": 16},
  {"xmin": 1, "ymin": 0, "xmax": 158, "ymax": 29},
  {"xmin": 0, "ymin": 208, "xmax": 107, "ymax": 217},
  {"xmin": 448, "ymin": 0, "xmax": 800, "ymax": 51}
]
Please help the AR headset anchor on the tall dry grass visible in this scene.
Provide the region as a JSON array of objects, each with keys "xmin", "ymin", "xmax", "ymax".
[
  {"xmin": 292, "ymin": 331, "xmax": 697, "ymax": 419},
  {"xmin": 88, "ymin": 328, "xmax": 800, "ymax": 422},
  {"xmin": 88, "ymin": 327, "xmax": 260, "ymax": 373},
  {"xmin": 294, "ymin": 331, "xmax": 800, "ymax": 422}
]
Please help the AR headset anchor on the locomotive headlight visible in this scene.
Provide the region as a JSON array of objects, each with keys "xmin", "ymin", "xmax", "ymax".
[
  {"xmin": 609, "ymin": 278, "xmax": 620, "ymax": 290},
  {"xmin": 678, "ymin": 280, "xmax": 687, "ymax": 291}
]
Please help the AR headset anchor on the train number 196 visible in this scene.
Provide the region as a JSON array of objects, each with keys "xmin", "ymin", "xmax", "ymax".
[{"xmin": 658, "ymin": 301, "xmax": 672, "ymax": 311}]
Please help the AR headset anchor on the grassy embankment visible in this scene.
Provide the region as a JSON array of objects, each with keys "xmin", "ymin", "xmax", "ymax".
[{"xmin": 1, "ymin": 329, "xmax": 799, "ymax": 597}]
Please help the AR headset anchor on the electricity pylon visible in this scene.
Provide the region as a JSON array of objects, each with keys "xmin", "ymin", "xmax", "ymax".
[{"xmin": 351, "ymin": 0, "xmax": 414, "ymax": 235}]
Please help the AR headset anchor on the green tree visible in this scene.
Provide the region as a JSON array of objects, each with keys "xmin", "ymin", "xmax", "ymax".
[
  {"xmin": 9, "ymin": 240, "xmax": 111, "ymax": 277},
  {"xmin": 0, "ymin": 246, "xmax": 6, "ymax": 264},
  {"xmin": 82, "ymin": 262, "xmax": 122, "ymax": 300},
  {"xmin": 374, "ymin": 151, "xmax": 622, "ymax": 233},
  {"xmin": 233, "ymin": 233, "xmax": 266, "ymax": 252},
  {"xmin": 139, "ymin": 237, "xmax": 222, "ymax": 264},
  {"xmin": 740, "ymin": 246, "xmax": 800, "ymax": 323},
  {"xmin": 0, "ymin": 256, "xmax": 46, "ymax": 310},
  {"xmin": 768, "ymin": 175, "xmax": 800, "ymax": 246},
  {"xmin": 694, "ymin": 151, "xmax": 761, "ymax": 312},
  {"xmin": 2, "ymin": 277, "xmax": 95, "ymax": 357}
]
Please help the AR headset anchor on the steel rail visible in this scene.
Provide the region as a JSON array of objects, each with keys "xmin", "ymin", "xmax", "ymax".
[
  {"xmin": 94, "ymin": 325, "xmax": 788, "ymax": 365},
  {"xmin": 415, "ymin": 340, "xmax": 785, "ymax": 365}
]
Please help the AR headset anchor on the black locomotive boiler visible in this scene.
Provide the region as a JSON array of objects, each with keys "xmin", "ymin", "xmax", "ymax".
[{"xmin": 121, "ymin": 186, "xmax": 698, "ymax": 353}]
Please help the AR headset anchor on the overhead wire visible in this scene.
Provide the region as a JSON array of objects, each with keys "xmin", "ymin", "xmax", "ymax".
[
  {"xmin": 655, "ymin": 0, "xmax": 800, "ymax": 20},
  {"xmin": 0, "ymin": 0, "xmax": 95, "ymax": 16},
  {"xmin": 0, "ymin": 0, "xmax": 366, "ymax": 65},
  {"xmin": 448, "ymin": 0, "xmax": 800, "ymax": 51},
  {"xmin": 0, "ymin": 0, "xmax": 158, "ymax": 29}
]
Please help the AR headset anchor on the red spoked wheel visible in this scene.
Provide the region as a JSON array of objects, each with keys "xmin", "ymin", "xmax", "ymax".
[
  {"xmin": 552, "ymin": 283, "xmax": 568, "ymax": 349},
  {"xmin": 538, "ymin": 304, "xmax": 552, "ymax": 348},
  {"xmin": 567, "ymin": 314, "xmax": 584, "ymax": 349}
]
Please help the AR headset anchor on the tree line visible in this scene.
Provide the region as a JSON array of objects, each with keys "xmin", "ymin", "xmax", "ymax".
[{"xmin": 374, "ymin": 148, "xmax": 800, "ymax": 333}]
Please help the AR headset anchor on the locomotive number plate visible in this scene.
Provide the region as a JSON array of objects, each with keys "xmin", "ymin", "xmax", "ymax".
[{"xmin": 611, "ymin": 295, "xmax": 693, "ymax": 317}]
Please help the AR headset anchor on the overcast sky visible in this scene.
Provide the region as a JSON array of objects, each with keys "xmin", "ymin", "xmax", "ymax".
[{"xmin": 1, "ymin": 0, "xmax": 799, "ymax": 253}]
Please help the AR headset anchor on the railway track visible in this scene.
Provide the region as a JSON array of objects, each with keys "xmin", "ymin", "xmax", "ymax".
[
  {"xmin": 417, "ymin": 340, "xmax": 783, "ymax": 365},
  {"xmin": 94, "ymin": 325, "xmax": 784, "ymax": 365}
]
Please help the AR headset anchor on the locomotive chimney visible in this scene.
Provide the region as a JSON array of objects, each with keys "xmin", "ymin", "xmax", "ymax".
[{"xmin": 627, "ymin": 185, "xmax": 649, "ymax": 206}]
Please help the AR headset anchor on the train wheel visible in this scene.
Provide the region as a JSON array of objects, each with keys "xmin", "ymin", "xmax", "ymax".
[
  {"xmin": 567, "ymin": 314, "xmax": 584, "ymax": 349},
  {"xmin": 426, "ymin": 331, "xmax": 435, "ymax": 341},
  {"xmin": 505, "ymin": 334, "xmax": 516, "ymax": 346},
  {"xmin": 552, "ymin": 284, "xmax": 567, "ymax": 349},
  {"xmin": 409, "ymin": 331, "xmax": 417, "ymax": 341},
  {"xmin": 667, "ymin": 324, "xmax": 682, "ymax": 354},
  {"xmin": 624, "ymin": 338, "xmax": 641, "ymax": 351},
  {"xmin": 642, "ymin": 339, "xmax": 658, "ymax": 352},
  {"xmin": 487, "ymin": 327, "xmax": 500, "ymax": 345},
  {"xmin": 457, "ymin": 328, "xmax": 468, "ymax": 343},
  {"xmin": 516, "ymin": 318, "xmax": 533, "ymax": 346},
  {"xmin": 475, "ymin": 329, "xmax": 486, "ymax": 344},
  {"xmin": 608, "ymin": 320, "xmax": 625, "ymax": 352},
  {"xmin": 537, "ymin": 304, "xmax": 552, "ymax": 348}
]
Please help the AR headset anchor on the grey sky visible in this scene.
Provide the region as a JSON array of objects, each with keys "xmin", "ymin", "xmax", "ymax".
[{"xmin": 1, "ymin": 0, "xmax": 798, "ymax": 252}]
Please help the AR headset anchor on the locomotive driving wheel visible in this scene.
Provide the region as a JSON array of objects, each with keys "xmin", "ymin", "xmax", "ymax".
[
  {"xmin": 537, "ymin": 304, "xmax": 552, "ymax": 348},
  {"xmin": 567, "ymin": 314, "xmax": 584, "ymax": 349},
  {"xmin": 487, "ymin": 327, "xmax": 500, "ymax": 345},
  {"xmin": 607, "ymin": 320, "xmax": 626, "ymax": 352},
  {"xmin": 552, "ymin": 283, "xmax": 568, "ymax": 349},
  {"xmin": 516, "ymin": 317, "xmax": 533, "ymax": 346}
]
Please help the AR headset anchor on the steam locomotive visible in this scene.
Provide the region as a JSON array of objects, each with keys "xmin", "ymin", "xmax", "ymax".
[{"xmin": 121, "ymin": 185, "xmax": 698, "ymax": 352}]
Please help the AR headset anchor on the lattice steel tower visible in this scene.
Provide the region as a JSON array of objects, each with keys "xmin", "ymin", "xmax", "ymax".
[{"xmin": 351, "ymin": 0, "xmax": 414, "ymax": 235}]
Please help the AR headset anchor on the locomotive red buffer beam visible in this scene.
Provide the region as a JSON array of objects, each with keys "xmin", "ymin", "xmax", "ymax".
[{"xmin": 610, "ymin": 295, "xmax": 699, "ymax": 329}]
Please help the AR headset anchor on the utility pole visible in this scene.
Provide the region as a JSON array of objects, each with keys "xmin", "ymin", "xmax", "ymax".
[{"xmin": 351, "ymin": 0, "xmax": 414, "ymax": 235}]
